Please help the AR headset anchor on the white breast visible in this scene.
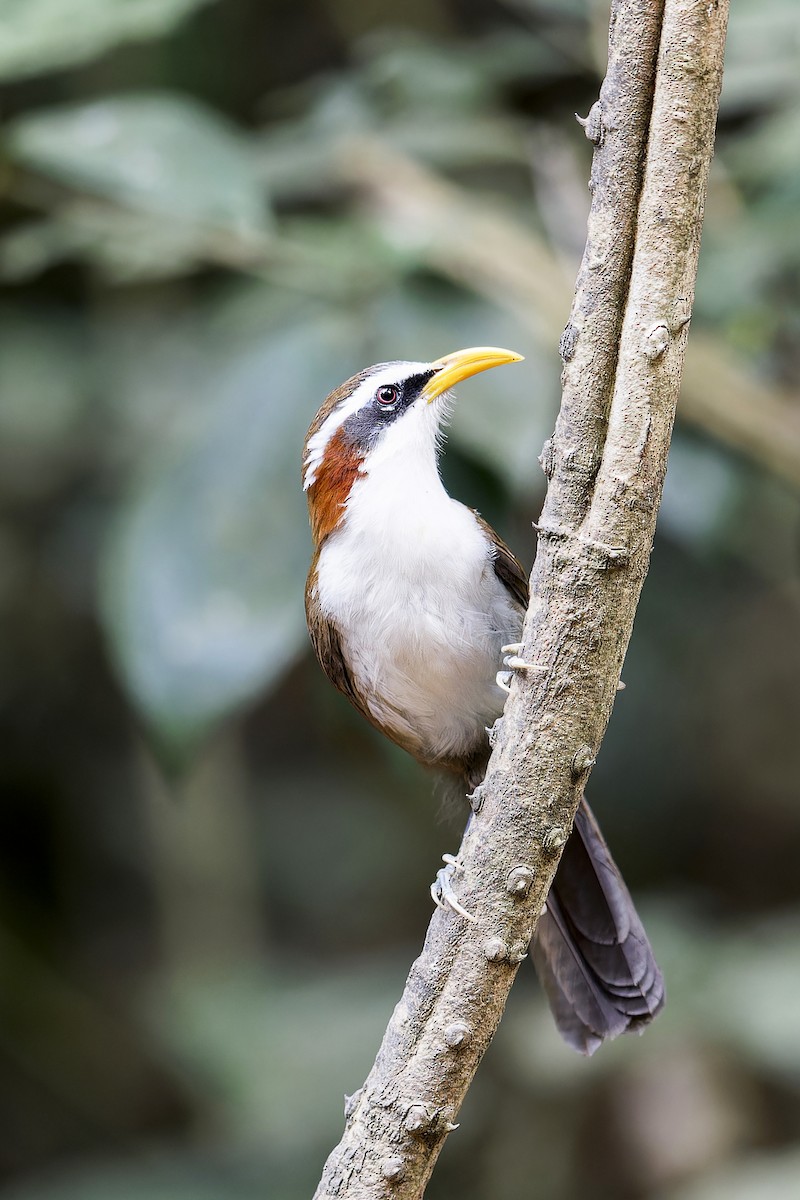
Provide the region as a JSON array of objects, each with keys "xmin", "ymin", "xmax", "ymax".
[{"xmin": 314, "ymin": 445, "xmax": 523, "ymax": 767}]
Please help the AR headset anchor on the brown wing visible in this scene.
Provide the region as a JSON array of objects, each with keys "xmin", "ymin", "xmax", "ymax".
[
  {"xmin": 474, "ymin": 511, "xmax": 530, "ymax": 611},
  {"xmin": 305, "ymin": 557, "xmax": 370, "ymax": 717}
]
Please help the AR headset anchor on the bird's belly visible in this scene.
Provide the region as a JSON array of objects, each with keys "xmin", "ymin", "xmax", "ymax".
[
  {"xmin": 316, "ymin": 540, "xmax": 522, "ymax": 767},
  {"xmin": 374, "ymin": 617, "xmax": 508, "ymax": 761}
]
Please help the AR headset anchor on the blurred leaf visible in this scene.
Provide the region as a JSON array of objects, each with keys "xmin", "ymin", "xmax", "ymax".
[
  {"xmin": 358, "ymin": 34, "xmax": 497, "ymax": 114},
  {"xmin": 633, "ymin": 909, "xmax": 800, "ymax": 1084},
  {"xmin": 0, "ymin": 208, "xmax": 215, "ymax": 285},
  {"xmin": 270, "ymin": 216, "xmax": 405, "ymax": 296},
  {"xmin": 94, "ymin": 286, "xmax": 314, "ymax": 453},
  {"xmin": 0, "ymin": 307, "xmax": 89, "ymax": 447},
  {"xmin": 664, "ymin": 1150, "xmax": 800, "ymax": 1200},
  {"xmin": 269, "ymin": 26, "xmax": 563, "ymax": 132},
  {"xmin": 255, "ymin": 28, "xmax": 576, "ymax": 203},
  {"xmin": 385, "ymin": 112, "xmax": 528, "ymax": 170},
  {"xmin": 100, "ymin": 307, "xmax": 358, "ymax": 754},
  {"xmin": 7, "ymin": 94, "xmax": 269, "ymax": 236},
  {"xmin": 0, "ymin": 0, "xmax": 216, "ymax": 83},
  {"xmin": 358, "ymin": 26, "xmax": 584, "ymax": 97},
  {"xmin": 698, "ymin": 918, "xmax": 800, "ymax": 1079},
  {"xmin": 0, "ymin": 305, "xmax": 93, "ymax": 498},
  {"xmin": 659, "ymin": 432, "xmax": 742, "ymax": 554},
  {"xmin": 149, "ymin": 962, "xmax": 405, "ymax": 1151},
  {"xmin": 257, "ymin": 113, "xmax": 528, "ymax": 206},
  {"xmin": 694, "ymin": 218, "xmax": 782, "ymax": 335},
  {"xmin": 720, "ymin": 0, "xmax": 800, "ymax": 115},
  {"xmin": 725, "ymin": 106, "xmax": 800, "ymax": 197}
]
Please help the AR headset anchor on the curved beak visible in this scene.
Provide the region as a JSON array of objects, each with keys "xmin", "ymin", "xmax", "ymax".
[{"xmin": 421, "ymin": 346, "xmax": 524, "ymax": 404}]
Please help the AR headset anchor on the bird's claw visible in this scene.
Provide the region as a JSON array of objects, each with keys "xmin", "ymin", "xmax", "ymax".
[
  {"xmin": 500, "ymin": 643, "xmax": 548, "ymax": 674},
  {"xmin": 496, "ymin": 669, "xmax": 513, "ymax": 693},
  {"xmin": 466, "ymin": 783, "xmax": 485, "ymax": 814},
  {"xmin": 431, "ymin": 854, "xmax": 476, "ymax": 922}
]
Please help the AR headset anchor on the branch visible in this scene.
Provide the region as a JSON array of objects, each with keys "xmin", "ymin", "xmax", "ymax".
[{"xmin": 314, "ymin": 2, "xmax": 729, "ymax": 1196}]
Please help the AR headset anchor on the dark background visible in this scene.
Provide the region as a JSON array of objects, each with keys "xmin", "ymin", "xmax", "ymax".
[{"xmin": 1, "ymin": 1, "xmax": 800, "ymax": 1197}]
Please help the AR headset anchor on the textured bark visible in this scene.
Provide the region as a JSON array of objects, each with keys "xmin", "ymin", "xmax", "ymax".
[{"xmin": 313, "ymin": 2, "xmax": 729, "ymax": 1196}]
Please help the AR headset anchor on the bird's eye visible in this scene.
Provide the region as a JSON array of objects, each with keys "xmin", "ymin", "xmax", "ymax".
[{"xmin": 376, "ymin": 385, "xmax": 399, "ymax": 408}]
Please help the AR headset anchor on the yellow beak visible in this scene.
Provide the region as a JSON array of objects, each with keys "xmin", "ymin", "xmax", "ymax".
[{"xmin": 421, "ymin": 346, "xmax": 524, "ymax": 404}]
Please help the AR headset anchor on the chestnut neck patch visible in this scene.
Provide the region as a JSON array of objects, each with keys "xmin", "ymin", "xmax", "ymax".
[{"xmin": 306, "ymin": 427, "xmax": 363, "ymax": 544}]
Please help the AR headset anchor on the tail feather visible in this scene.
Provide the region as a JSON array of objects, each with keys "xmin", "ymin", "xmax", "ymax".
[{"xmin": 532, "ymin": 799, "xmax": 665, "ymax": 1055}]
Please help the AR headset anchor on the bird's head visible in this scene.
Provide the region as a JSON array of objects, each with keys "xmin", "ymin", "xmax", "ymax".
[{"xmin": 302, "ymin": 346, "xmax": 523, "ymax": 545}]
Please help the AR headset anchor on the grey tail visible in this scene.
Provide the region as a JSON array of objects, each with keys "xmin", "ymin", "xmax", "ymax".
[{"xmin": 532, "ymin": 799, "xmax": 665, "ymax": 1056}]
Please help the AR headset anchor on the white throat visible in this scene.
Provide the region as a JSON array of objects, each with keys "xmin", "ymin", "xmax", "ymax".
[{"xmin": 346, "ymin": 396, "xmax": 449, "ymax": 549}]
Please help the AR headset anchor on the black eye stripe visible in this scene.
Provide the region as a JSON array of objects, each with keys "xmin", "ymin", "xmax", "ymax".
[{"xmin": 341, "ymin": 367, "xmax": 437, "ymax": 450}]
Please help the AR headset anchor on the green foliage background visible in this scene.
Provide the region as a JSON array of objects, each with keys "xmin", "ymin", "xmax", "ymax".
[{"xmin": 1, "ymin": 1, "xmax": 799, "ymax": 1197}]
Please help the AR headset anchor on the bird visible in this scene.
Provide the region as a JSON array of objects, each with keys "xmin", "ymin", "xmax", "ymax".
[{"xmin": 302, "ymin": 345, "xmax": 664, "ymax": 1055}]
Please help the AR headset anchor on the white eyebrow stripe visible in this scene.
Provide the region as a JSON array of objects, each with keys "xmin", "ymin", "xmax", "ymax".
[{"xmin": 303, "ymin": 360, "xmax": 430, "ymax": 490}]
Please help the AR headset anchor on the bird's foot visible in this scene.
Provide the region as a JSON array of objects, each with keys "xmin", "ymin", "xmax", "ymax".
[
  {"xmin": 496, "ymin": 670, "xmax": 513, "ymax": 693},
  {"xmin": 501, "ymin": 643, "xmax": 548, "ymax": 672},
  {"xmin": 431, "ymin": 854, "xmax": 476, "ymax": 922},
  {"xmin": 466, "ymin": 783, "xmax": 485, "ymax": 814},
  {"xmin": 497, "ymin": 643, "xmax": 548, "ymax": 691}
]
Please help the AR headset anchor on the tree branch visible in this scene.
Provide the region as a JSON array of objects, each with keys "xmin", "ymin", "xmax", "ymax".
[{"xmin": 314, "ymin": 2, "xmax": 729, "ymax": 1196}]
